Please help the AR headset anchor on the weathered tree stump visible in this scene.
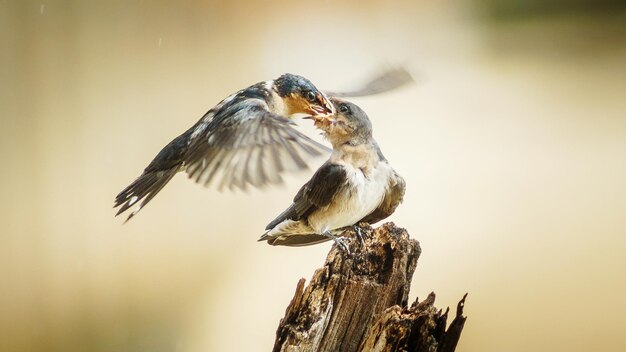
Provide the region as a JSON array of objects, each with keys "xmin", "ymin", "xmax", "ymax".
[{"xmin": 272, "ymin": 222, "xmax": 467, "ymax": 352}]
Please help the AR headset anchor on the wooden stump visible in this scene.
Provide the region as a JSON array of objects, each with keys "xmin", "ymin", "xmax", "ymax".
[{"xmin": 272, "ymin": 222, "xmax": 467, "ymax": 352}]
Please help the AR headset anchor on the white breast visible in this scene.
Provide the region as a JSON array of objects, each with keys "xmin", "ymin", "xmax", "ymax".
[{"xmin": 308, "ymin": 162, "xmax": 392, "ymax": 233}]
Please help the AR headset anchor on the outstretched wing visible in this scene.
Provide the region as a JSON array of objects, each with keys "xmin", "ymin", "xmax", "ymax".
[
  {"xmin": 325, "ymin": 65, "xmax": 415, "ymax": 98},
  {"xmin": 184, "ymin": 99, "xmax": 330, "ymax": 191}
]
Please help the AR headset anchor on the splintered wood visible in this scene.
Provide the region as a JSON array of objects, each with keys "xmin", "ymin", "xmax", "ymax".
[{"xmin": 272, "ymin": 223, "xmax": 467, "ymax": 352}]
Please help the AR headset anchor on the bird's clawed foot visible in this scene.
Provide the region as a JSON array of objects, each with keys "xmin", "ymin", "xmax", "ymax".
[
  {"xmin": 353, "ymin": 224, "xmax": 366, "ymax": 247},
  {"xmin": 323, "ymin": 231, "xmax": 350, "ymax": 255}
]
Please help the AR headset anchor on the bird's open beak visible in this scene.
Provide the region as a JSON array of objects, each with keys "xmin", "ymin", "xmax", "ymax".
[
  {"xmin": 304, "ymin": 113, "xmax": 336, "ymax": 130},
  {"xmin": 308, "ymin": 92, "xmax": 334, "ymax": 117}
]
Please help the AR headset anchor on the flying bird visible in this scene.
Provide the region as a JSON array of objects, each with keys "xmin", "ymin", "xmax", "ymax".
[
  {"xmin": 114, "ymin": 67, "xmax": 412, "ymax": 222},
  {"xmin": 259, "ymin": 98, "xmax": 406, "ymax": 250}
]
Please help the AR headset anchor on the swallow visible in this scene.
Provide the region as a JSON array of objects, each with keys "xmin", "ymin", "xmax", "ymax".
[
  {"xmin": 114, "ymin": 73, "xmax": 335, "ymax": 221},
  {"xmin": 259, "ymin": 98, "xmax": 406, "ymax": 249},
  {"xmin": 114, "ymin": 66, "xmax": 413, "ymax": 222}
]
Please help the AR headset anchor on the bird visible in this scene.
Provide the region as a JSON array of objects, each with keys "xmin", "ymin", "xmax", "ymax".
[
  {"xmin": 259, "ymin": 97, "xmax": 406, "ymax": 249},
  {"xmin": 114, "ymin": 67, "xmax": 413, "ymax": 222},
  {"xmin": 114, "ymin": 73, "xmax": 334, "ymax": 222}
]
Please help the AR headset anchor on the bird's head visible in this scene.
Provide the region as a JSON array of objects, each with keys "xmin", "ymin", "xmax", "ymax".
[
  {"xmin": 311, "ymin": 98, "xmax": 373, "ymax": 147},
  {"xmin": 274, "ymin": 73, "xmax": 334, "ymax": 117}
]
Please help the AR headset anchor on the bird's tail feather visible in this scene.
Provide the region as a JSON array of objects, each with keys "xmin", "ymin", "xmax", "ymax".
[
  {"xmin": 114, "ymin": 166, "xmax": 178, "ymax": 222},
  {"xmin": 259, "ymin": 233, "xmax": 332, "ymax": 247}
]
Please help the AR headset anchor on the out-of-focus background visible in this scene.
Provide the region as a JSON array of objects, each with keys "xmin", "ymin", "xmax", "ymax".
[{"xmin": 2, "ymin": 0, "xmax": 625, "ymax": 351}]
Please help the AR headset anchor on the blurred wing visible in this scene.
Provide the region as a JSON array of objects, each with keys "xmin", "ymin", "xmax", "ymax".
[
  {"xmin": 184, "ymin": 101, "xmax": 330, "ymax": 191},
  {"xmin": 325, "ymin": 65, "xmax": 415, "ymax": 98}
]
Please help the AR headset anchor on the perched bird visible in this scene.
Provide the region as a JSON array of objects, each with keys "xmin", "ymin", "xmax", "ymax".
[
  {"xmin": 114, "ymin": 67, "xmax": 413, "ymax": 222},
  {"xmin": 259, "ymin": 98, "xmax": 406, "ymax": 248}
]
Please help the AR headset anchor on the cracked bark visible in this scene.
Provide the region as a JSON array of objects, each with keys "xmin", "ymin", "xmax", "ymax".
[{"xmin": 272, "ymin": 223, "xmax": 467, "ymax": 352}]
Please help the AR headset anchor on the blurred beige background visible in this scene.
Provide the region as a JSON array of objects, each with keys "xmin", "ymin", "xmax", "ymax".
[{"xmin": 2, "ymin": 0, "xmax": 625, "ymax": 351}]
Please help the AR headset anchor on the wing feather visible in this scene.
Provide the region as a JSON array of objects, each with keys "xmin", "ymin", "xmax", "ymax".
[
  {"xmin": 184, "ymin": 100, "xmax": 330, "ymax": 191},
  {"xmin": 359, "ymin": 170, "xmax": 406, "ymax": 224},
  {"xmin": 265, "ymin": 162, "xmax": 347, "ymax": 230},
  {"xmin": 325, "ymin": 65, "xmax": 414, "ymax": 98}
]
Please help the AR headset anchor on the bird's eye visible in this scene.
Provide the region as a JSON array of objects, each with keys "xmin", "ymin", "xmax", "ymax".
[
  {"xmin": 339, "ymin": 104, "xmax": 350, "ymax": 114},
  {"xmin": 305, "ymin": 91, "xmax": 317, "ymax": 103}
]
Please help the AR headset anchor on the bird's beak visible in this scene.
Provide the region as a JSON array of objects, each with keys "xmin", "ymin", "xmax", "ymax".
[
  {"xmin": 309, "ymin": 92, "xmax": 334, "ymax": 117},
  {"xmin": 304, "ymin": 113, "xmax": 336, "ymax": 130}
]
